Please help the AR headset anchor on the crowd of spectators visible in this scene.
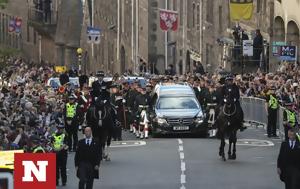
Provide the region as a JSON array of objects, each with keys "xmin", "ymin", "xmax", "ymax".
[{"xmin": 1, "ymin": 57, "xmax": 299, "ymax": 151}]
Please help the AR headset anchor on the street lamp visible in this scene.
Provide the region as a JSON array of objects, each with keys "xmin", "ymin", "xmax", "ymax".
[{"xmin": 77, "ymin": 47, "xmax": 83, "ymax": 72}]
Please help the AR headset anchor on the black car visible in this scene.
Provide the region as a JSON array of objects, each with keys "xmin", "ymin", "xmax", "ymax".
[{"xmin": 150, "ymin": 83, "xmax": 207, "ymax": 137}]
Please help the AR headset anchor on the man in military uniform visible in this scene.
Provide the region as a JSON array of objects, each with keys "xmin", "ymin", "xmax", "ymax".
[
  {"xmin": 198, "ymin": 77, "xmax": 210, "ymax": 109},
  {"xmin": 219, "ymin": 74, "xmax": 246, "ymax": 131},
  {"xmin": 134, "ymin": 86, "xmax": 151, "ymax": 138},
  {"xmin": 283, "ymin": 103, "xmax": 298, "ymax": 141},
  {"xmin": 206, "ymin": 82, "xmax": 218, "ymax": 137},
  {"xmin": 111, "ymin": 83, "xmax": 123, "ymax": 141},
  {"xmin": 51, "ymin": 124, "xmax": 68, "ymax": 186},
  {"xmin": 64, "ymin": 95, "xmax": 79, "ymax": 151},
  {"xmin": 127, "ymin": 81, "xmax": 139, "ymax": 132},
  {"xmin": 265, "ymin": 86, "xmax": 279, "ymax": 138},
  {"xmin": 29, "ymin": 135, "xmax": 45, "ymax": 153}
]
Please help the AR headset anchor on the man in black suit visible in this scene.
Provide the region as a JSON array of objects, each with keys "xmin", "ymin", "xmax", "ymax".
[
  {"xmin": 75, "ymin": 127, "xmax": 101, "ymax": 189},
  {"xmin": 277, "ymin": 128, "xmax": 300, "ymax": 189}
]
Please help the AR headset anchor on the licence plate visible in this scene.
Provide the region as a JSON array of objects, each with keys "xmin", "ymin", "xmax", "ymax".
[{"xmin": 173, "ymin": 126, "xmax": 189, "ymax": 131}]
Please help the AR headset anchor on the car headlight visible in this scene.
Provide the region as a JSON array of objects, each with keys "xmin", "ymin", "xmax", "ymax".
[
  {"xmin": 156, "ymin": 117, "xmax": 167, "ymax": 125},
  {"xmin": 195, "ymin": 111, "xmax": 204, "ymax": 123}
]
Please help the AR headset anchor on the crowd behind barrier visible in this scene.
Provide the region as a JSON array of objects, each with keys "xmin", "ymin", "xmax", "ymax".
[{"xmin": 241, "ymin": 97, "xmax": 299, "ymax": 140}]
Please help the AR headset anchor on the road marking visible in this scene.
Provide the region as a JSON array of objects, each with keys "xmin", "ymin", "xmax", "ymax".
[
  {"xmin": 110, "ymin": 140, "xmax": 146, "ymax": 148},
  {"xmin": 178, "ymin": 139, "xmax": 183, "ymax": 145},
  {"xmin": 181, "ymin": 162, "xmax": 186, "ymax": 171},
  {"xmin": 179, "ymin": 146, "xmax": 184, "ymax": 152},
  {"xmin": 225, "ymin": 139, "xmax": 274, "ymax": 147},
  {"xmin": 181, "ymin": 174, "xmax": 186, "ymax": 184},
  {"xmin": 177, "ymin": 139, "xmax": 186, "ymax": 189}
]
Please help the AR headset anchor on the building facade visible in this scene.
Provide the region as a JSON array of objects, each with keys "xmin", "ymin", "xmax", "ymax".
[
  {"xmin": 85, "ymin": 0, "xmax": 273, "ymax": 75},
  {"xmin": 274, "ymin": 0, "xmax": 300, "ymax": 61}
]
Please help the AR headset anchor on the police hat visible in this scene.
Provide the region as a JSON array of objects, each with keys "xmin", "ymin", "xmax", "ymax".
[
  {"xmin": 30, "ymin": 135, "xmax": 40, "ymax": 143},
  {"xmin": 96, "ymin": 71, "xmax": 105, "ymax": 77},
  {"xmin": 110, "ymin": 83, "xmax": 119, "ymax": 88},
  {"xmin": 57, "ymin": 124, "xmax": 65, "ymax": 129},
  {"xmin": 225, "ymin": 74, "xmax": 234, "ymax": 81},
  {"xmin": 69, "ymin": 95, "xmax": 76, "ymax": 100}
]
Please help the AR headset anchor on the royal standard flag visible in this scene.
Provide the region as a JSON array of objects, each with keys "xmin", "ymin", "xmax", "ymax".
[{"xmin": 230, "ymin": 0, "xmax": 253, "ymax": 21}]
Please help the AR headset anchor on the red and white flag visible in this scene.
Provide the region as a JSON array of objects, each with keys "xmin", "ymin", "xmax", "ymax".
[{"xmin": 159, "ymin": 9, "xmax": 178, "ymax": 31}]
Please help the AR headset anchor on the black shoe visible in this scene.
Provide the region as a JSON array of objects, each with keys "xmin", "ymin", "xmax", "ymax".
[
  {"xmin": 272, "ymin": 134, "xmax": 279, "ymax": 138},
  {"xmin": 62, "ymin": 183, "xmax": 66, "ymax": 186},
  {"xmin": 267, "ymin": 134, "xmax": 272, "ymax": 138}
]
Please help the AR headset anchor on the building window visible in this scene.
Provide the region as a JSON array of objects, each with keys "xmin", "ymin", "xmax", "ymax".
[
  {"xmin": 257, "ymin": 0, "xmax": 261, "ymax": 13},
  {"xmin": 206, "ymin": 1, "xmax": 214, "ymax": 23},
  {"xmin": 192, "ymin": 3, "xmax": 195, "ymax": 28},
  {"xmin": 219, "ymin": 6, "xmax": 222, "ymax": 34},
  {"xmin": 263, "ymin": 0, "xmax": 267, "ymax": 13},
  {"xmin": 197, "ymin": 4, "xmax": 200, "ymax": 29},
  {"xmin": 173, "ymin": 0, "xmax": 177, "ymax": 10},
  {"xmin": 180, "ymin": 0, "xmax": 183, "ymax": 26},
  {"xmin": 33, "ymin": 31, "xmax": 37, "ymax": 44},
  {"xmin": 27, "ymin": 25, "xmax": 30, "ymax": 42}
]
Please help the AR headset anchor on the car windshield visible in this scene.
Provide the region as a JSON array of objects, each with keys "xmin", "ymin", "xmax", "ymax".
[{"xmin": 157, "ymin": 97, "xmax": 199, "ymax": 109}]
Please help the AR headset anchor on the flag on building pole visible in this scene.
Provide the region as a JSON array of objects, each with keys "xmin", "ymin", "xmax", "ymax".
[
  {"xmin": 230, "ymin": 0, "xmax": 253, "ymax": 21},
  {"xmin": 159, "ymin": 9, "xmax": 178, "ymax": 31}
]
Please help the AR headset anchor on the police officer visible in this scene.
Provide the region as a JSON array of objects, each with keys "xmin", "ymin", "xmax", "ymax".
[
  {"xmin": 29, "ymin": 135, "xmax": 45, "ymax": 153},
  {"xmin": 91, "ymin": 71, "xmax": 106, "ymax": 102},
  {"xmin": 51, "ymin": 124, "xmax": 68, "ymax": 186},
  {"xmin": 265, "ymin": 86, "xmax": 279, "ymax": 138},
  {"xmin": 283, "ymin": 103, "xmax": 298, "ymax": 141},
  {"xmin": 64, "ymin": 94, "xmax": 78, "ymax": 151},
  {"xmin": 219, "ymin": 74, "xmax": 246, "ymax": 131}
]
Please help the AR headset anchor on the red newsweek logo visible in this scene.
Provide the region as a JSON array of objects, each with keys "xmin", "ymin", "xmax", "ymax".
[{"xmin": 14, "ymin": 153, "xmax": 56, "ymax": 189}]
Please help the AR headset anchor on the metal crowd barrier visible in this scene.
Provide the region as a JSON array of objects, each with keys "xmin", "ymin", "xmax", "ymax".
[{"xmin": 240, "ymin": 97, "xmax": 288, "ymax": 140}]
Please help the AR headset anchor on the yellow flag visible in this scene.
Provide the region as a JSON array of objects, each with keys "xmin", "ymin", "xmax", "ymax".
[{"xmin": 230, "ymin": 0, "xmax": 253, "ymax": 21}]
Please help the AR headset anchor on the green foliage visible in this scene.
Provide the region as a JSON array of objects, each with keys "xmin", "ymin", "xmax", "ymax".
[
  {"xmin": 0, "ymin": 47, "xmax": 21, "ymax": 69},
  {"xmin": 0, "ymin": 0, "xmax": 9, "ymax": 9}
]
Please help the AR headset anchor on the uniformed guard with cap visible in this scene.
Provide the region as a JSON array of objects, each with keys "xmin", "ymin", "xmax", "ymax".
[
  {"xmin": 51, "ymin": 123, "xmax": 68, "ymax": 186},
  {"xmin": 283, "ymin": 103, "xmax": 298, "ymax": 141},
  {"xmin": 265, "ymin": 86, "xmax": 279, "ymax": 137},
  {"xmin": 220, "ymin": 74, "xmax": 246, "ymax": 131},
  {"xmin": 91, "ymin": 71, "xmax": 106, "ymax": 102},
  {"xmin": 64, "ymin": 94, "xmax": 79, "ymax": 151},
  {"xmin": 29, "ymin": 135, "xmax": 45, "ymax": 153}
]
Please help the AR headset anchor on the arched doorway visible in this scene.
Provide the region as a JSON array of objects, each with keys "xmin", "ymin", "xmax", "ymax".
[
  {"xmin": 186, "ymin": 50, "xmax": 191, "ymax": 73},
  {"xmin": 274, "ymin": 16, "xmax": 285, "ymax": 42},
  {"xmin": 287, "ymin": 21, "xmax": 300, "ymax": 59},
  {"xmin": 120, "ymin": 46, "xmax": 126, "ymax": 74}
]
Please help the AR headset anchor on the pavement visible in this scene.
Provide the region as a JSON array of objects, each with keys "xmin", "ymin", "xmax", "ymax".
[{"xmin": 58, "ymin": 126, "xmax": 284, "ymax": 189}]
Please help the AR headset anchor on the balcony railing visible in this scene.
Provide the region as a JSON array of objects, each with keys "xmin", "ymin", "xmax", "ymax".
[{"xmin": 28, "ymin": 7, "xmax": 57, "ymax": 25}]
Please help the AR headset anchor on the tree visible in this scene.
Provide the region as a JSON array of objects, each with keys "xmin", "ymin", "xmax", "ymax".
[{"xmin": 0, "ymin": 0, "xmax": 9, "ymax": 9}]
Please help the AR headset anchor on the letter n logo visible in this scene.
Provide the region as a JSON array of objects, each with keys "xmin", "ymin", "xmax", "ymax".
[{"xmin": 14, "ymin": 153, "xmax": 56, "ymax": 189}]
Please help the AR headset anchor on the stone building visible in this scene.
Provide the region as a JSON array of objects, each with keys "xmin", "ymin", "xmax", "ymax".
[
  {"xmin": 0, "ymin": 0, "xmax": 83, "ymax": 68},
  {"xmin": 84, "ymin": 0, "xmax": 273, "ymax": 75},
  {"xmin": 274, "ymin": 0, "xmax": 300, "ymax": 61}
]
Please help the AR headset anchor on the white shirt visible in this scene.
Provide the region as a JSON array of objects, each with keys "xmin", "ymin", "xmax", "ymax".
[
  {"xmin": 86, "ymin": 138, "xmax": 92, "ymax": 146},
  {"xmin": 289, "ymin": 140, "xmax": 295, "ymax": 149}
]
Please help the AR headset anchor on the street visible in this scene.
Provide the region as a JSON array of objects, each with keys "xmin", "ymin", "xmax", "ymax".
[{"xmin": 60, "ymin": 126, "xmax": 284, "ymax": 189}]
